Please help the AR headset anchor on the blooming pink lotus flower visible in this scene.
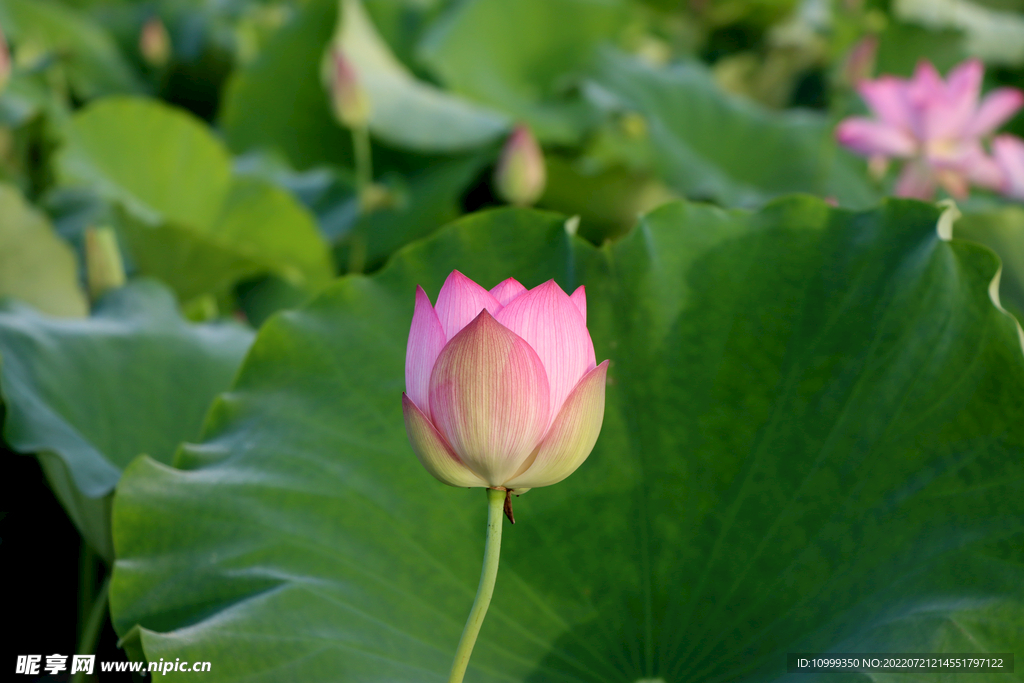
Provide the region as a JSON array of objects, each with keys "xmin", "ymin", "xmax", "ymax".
[
  {"xmin": 836, "ymin": 59, "xmax": 1024, "ymax": 199},
  {"xmin": 403, "ymin": 271, "xmax": 608, "ymax": 493}
]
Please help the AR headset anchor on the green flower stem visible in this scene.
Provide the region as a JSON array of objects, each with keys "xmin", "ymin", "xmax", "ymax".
[
  {"xmin": 71, "ymin": 574, "xmax": 110, "ymax": 683},
  {"xmin": 77, "ymin": 544, "xmax": 99, "ymax": 641},
  {"xmin": 352, "ymin": 123, "xmax": 373, "ymax": 207},
  {"xmin": 448, "ymin": 488, "xmax": 506, "ymax": 683}
]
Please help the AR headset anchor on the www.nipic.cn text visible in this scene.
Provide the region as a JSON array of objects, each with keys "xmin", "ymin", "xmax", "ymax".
[{"xmin": 15, "ymin": 654, "xmax": 212, "ymax": 676}]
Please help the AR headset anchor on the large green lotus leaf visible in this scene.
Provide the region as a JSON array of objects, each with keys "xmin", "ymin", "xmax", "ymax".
[
  {"xmin": 0, "ymin": 0, "xmax": 141, "ymax": 99},
  {"xmin": 0, "ymin": 280, "xmax": 253, "ymax": 558},
  {"xmin": 56, "ymin": 98, "xmax": 334, "ymax": 301},
  {"xmin": 57, "ymin": 97, "xmax": 232, "ymax": 230},
  {"xmin": 587, "ymin": 51, "xmax": 877, "ymax": 208},
  {"xmin": 417, "ymin": 0, "xmax": 628, "ymax": 143},
  {"xmin": 213, "ymin": 178, "xmax": 334, "ymax": 290},
  {"xmin": 0, "ymin": 183, "xmax": 87, "ymax": 318},
  {"xmin": 220, "ymin": 0, "xmax": 351, "ymax": 170},
  {"xmin": 119, "ymin": 178, "xmax": 336, "ymax": 303},
  {"xmin": 334, "ymin": 0, "xmax": 509, "ymax": 152},
  {"xmin": 111, "ymin": 198, "xmax": 1024, "ymax": 680}
]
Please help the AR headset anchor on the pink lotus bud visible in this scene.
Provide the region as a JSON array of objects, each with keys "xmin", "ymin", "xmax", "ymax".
[
  {"xmin": 0, "ymin": 21, "xmax": 11, "ymax": 94},
  {"xmin": 331, "ymin": 49, "xmax": 370, "ymax": 129},
  {"xmin": 403, "ymin": 271, "xmax": 608, "ymax": 493},
  {"xmin": 139, "ymin": 17, "xmax": 171, "ymax": 68},
  {"xmin": 493, "ymin": 125, "xmax": 546, "ymax": 207},
  {"xmin": 844, "ymin": 35, "xmax": 877, "ymax": 86}
]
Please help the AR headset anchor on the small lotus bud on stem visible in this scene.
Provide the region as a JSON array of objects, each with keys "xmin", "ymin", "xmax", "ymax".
[
  {"xmin": 85, "ymin": 226, "xmax": 126, "ymax": 301},
  {"xmin": 331, "ymin": 50, "xmax": 370, "ymax": 129},
  {"xmin": 139, "ymin": 17, "xmax": 171, "ymax": 68},
  {"xmin": 330, "ymin": 49, "xmax": 377, "ymax": 207},
  {"xmin": 494, "ymin": 125, "xmax": 546, "ymax": 207},
  {"xmin": 0, "ymin": 21, "xmax": 11, "ymax": 94},
  {"xmin": 844, "ymin": 35, "xmax": 877, "ymax": 86}
]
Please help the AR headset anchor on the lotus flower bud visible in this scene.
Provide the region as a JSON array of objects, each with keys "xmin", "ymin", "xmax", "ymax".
[
  {"xmin": 331, "ymin": 49, "xmax": 370, "ymax": 129},
  {"xmin": 0, "ymin": 21, "xmax": 11, "ymax": 94},
  {"xmin": 843, "ymin": 35, "xmax": 877, "ymax": 86},
  {"xmin": 139, "ymin": 17, "xmax": 171, "ymax": 68},
  {"xmin": 493, "ymin": 125, "xmax": 546, "ymax": 207},
  {"xmin": 85, "ymin": 226, "xmax": 126, "ymax": 301},
  {"xmin": 403, "ymin": 271, "xmax": 608, "ymax": 494}
]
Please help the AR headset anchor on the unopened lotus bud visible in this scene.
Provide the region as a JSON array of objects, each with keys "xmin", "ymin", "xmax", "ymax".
[
  {"xmin": 85, "ymin": 226, "xmax": 126, "ymax": 300},
  {"xmin": 844, "ymin": 35, "xmax": 877, "ymax": 86},
  {"xmin": 139, "ymin": 17, "xmax": 171, "ymax": 68},
  {"xmin": 0, "ymin": 21, "xmax": 11, "ymax": 94},
  {"xmin": 494, "ymin": 125, "xmax": 546, "ymax": 207},
  {"xmin": 331, "ymin": 50, "xmax": 370, "ymax": 128},
  {"xmin": 403, "ymin": 271, "xmax": 608, "ymax": 493}
]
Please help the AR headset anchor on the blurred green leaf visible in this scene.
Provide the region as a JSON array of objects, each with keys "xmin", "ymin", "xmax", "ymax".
[
  {"xmin": 418, "ymin": 0, "xmax": 629, "ymax": 143},
  {"xmin": 232, "ymin": 155, "xmax": 360, "ymax": 242},
  {"xmin": 336, "ymin": 0, "xmax": 509, "ymax": 152},
  {"xmin": 0, "ymin": 0, "xmax": 141, "ymax": 99},
  {"xmin": 59, "ymin": 97, "xmax": 231, "ymax": 229},
  {"xmin": 117, "ymin": 178, "xmax": 335, "ymax": 302},
  {"xmin": 700, "ymin": 0, "xmax": 800, "ymax": 28},
  {"xmin": 537, "ymin": 154, "xmax": 676, "ymax": 242},
  {"xmin": 337, "ymin": 151, "xmax": 491, "ymax": 272},
  {"xmin": 361, "ymin": 0, "xmax": 447, "ymax": 68},
  {"xmin": 111, "ymin": 199, "xmax": 1023, "ymax": 680},
  {"xmin": 0, "ymin": 73, "xmax": 51, "ymax": 127},
  {"xmin": 955, "ymin": 205, "xmax": 1024, "ymax": 318},
  {"xmin": 37, "ymin": 450, "xmax": 113, "ymax": 559},
  {"xmin": 823, "ymin": 147, "xmax": 883, "ymax": 210},
  {"xmin": 893, "ymin": 0, "xmax": 1024, "ymax": 66},
  {"xmin": 587, "ymin": 51, "xmax": 875, "ymax": 207},
  {"xmin": 874, "ymin": 22, "xmax": 967, "ymax": 78},
  {"xmin": 0, "ymin": 280, "xmax": 253, "ymax": 558},
  {"xmin": 220, "ymin": 0, "xmax": 350, "ymax": 170},
  {"xmin": 235, "ymin": 274, "xmax": 311, "ymax": 329},
  {"xmin": 0, "ymin": 183, "xmax": 87, "ymax": 317},
  {"xmin": 56, "ymin": 97, "xmax": 334, "ymax": 302}
]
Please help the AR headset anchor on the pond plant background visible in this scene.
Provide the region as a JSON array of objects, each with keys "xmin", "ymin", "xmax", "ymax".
[{"xmin": 1, "ymin": 0, "xmax": 1024, "ymax": 680}]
